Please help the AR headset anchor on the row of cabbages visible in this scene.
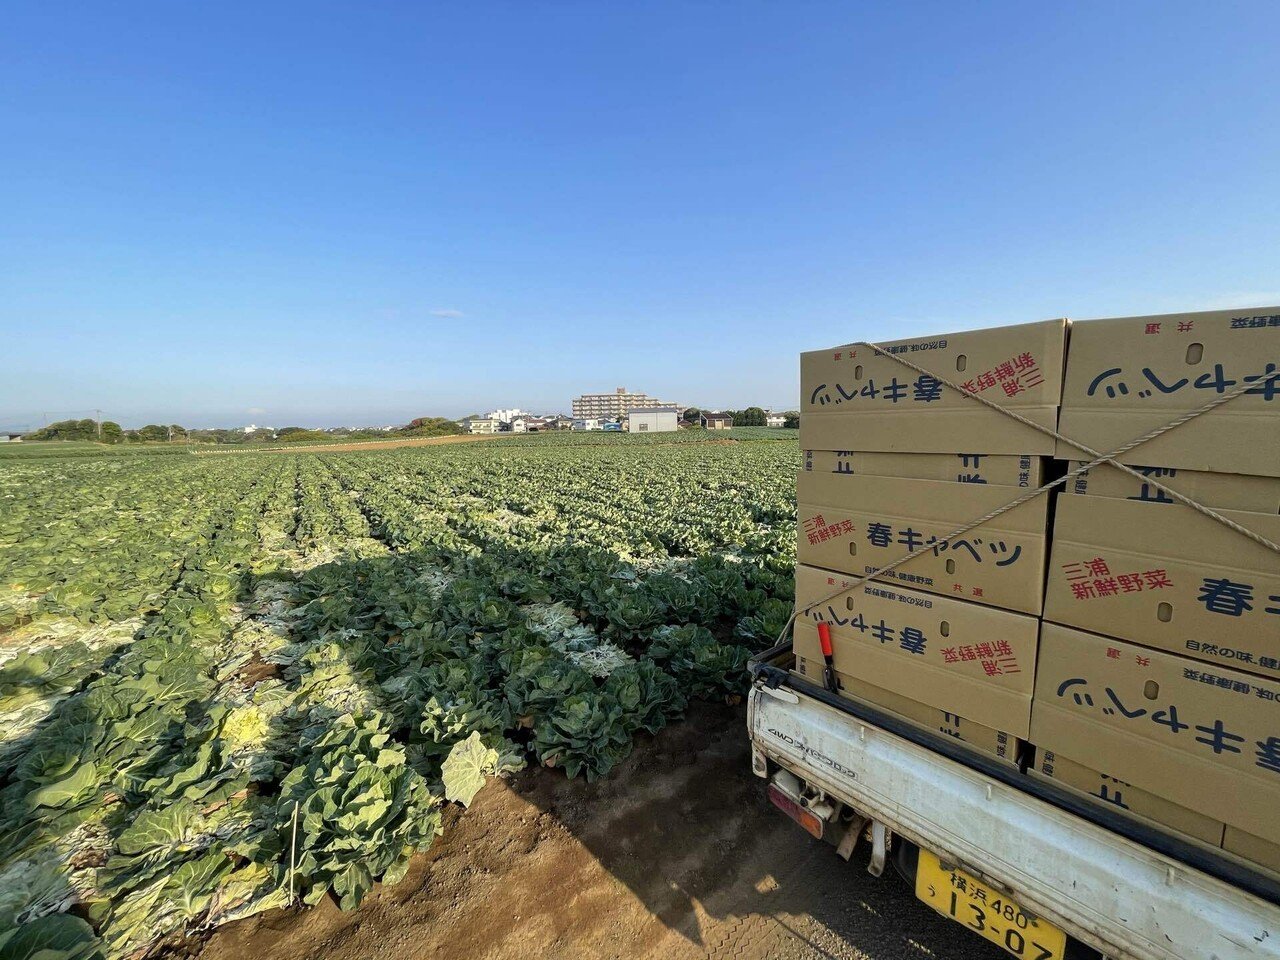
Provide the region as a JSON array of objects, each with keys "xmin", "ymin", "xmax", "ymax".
[{"xmin": 0, "ymin": 442, "xmax": 796, "ymax": 958}]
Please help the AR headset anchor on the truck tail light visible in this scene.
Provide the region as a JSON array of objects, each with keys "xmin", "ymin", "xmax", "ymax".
[{"xmin": 768, "ymin": 782, "xmax": 824, "ymax": 839}]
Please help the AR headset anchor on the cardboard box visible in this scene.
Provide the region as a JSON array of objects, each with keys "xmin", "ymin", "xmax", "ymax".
[
  {"xmin": 803, "ymin": 450, "xmax": 1045, "ymax": 488},
  {"xmin": 1033, "ymin": 752, "xmax": 1224, "ymax": 845},
  {"xmin": 792, "ymin": 564, "xmax": 1039, "ymax": 736},
  {"xmin": 1029, "ymin": 623, "xmax": 1280, "ymax": 845},
  {"xmin": 1056, "ymin": 307, "xmax": 1280, "ymax": 477},
  {"xmin": 1223, "ymin": 827, "xmax": 1280, "ymax": 877},
  {"xmin": 801, "ymin": 319, "xmax": 1067, "ymax": 455},
  {"xmin": 796, "ymin": 470, "xmax": 1051, "ymax": 615},
  {"xmin": 1043, "ymin": 493, "xmax": 1280, "ymax": 679},
  {"xmin": 794, "ymin": 655, "xmax": 1020, "ymax": 767},
  {"xmin": 1067, "ymin": 461, "xmax": 1280, "ymax": 514}
]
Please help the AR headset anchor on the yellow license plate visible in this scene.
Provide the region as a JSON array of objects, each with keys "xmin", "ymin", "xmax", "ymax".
[{"xmin": 915, "ymin": 849, "xmax": 1067, "ymax": 960}]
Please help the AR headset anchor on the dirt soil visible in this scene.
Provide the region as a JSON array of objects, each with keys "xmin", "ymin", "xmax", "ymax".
[
  {"xmin": 198, "ymin": 435, "xmax": 503, "ymax": 454},
  {"xmin": 182, "ymin": 704, "xmax": 1003, "ymax": 960}
]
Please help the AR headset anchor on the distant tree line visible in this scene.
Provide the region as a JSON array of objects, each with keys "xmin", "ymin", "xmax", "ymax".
[
  {"xmin": 25, "ymin": 419, "xmax": 187, "ymax": 443},
  {"xmin": 269, "ymin": 418, "xmax": 462, "ymax": 443},
  {"xmin": 680, "ymin": 406, "xmax": 799, "ymax": 428},
  {"xmin": 23, "ymin": 416, "xmax": 465, "ymax": 445}
]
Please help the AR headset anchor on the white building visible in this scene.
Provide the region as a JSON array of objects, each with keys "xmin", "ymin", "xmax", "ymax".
[
  {"xmin": 571, "ymin": 418, "xmax": 602, "ymax": 431},
  {"xmin": 626, "ymin": 407, "xmax": 679, "ymax": 434},
  {"xmin": 486, "ymin": 408, "xmax": 528, "ymax": 423},
  {"xmin": 463, "ymin": 417, "xmax": 501, "ymax": 434},
  {"xmin": 766, "ymin": 413, "xmax": 787, "ymax": 428}
]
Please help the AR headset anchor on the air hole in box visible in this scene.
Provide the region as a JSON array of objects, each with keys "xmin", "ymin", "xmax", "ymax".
[
  {"xmin": 945, "ymin": 559, "xmax": 956, "ymax": 574},
  {"xmin": 956, "ymin": 354, "xmax": 967, "ymax": 372},
  {"xmin": 1143, "ymin": 680, "xmax": 1160, "ymax": 700},
  {"xmin": 846, "ymin": 596, "xmax": 854, "ymax": 611},
  {"xmin": 1185, "ymin": 343, "xmax": 1204, "ymax": 364},
  {"xmin": 940, "ymin": 621, "xmax": 950, "ymax": 637},
  {"xmin": 848, "ymin": 542, "xmax": 857, "ymax": 556},
  {"xmin": 1157, "ymin": 601, "xmax": 1173, "ymax": 622},
  {"xmin": 854, "ymin": 364, "xmax": 863, "ymax": 379}
]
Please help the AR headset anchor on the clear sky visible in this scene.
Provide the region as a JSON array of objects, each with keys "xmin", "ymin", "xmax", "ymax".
[{"xmin": 2, "ymin": 2, "xmax": 1278, "ymax": 429}]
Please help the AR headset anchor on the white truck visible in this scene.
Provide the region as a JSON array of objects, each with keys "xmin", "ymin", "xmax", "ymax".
[{"xmin": 747, "ymin": 642, "xmax": 1280, "ymax": 960}]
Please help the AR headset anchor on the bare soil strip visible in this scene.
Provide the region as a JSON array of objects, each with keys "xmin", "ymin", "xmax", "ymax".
[{"xmin": 197, "ymin": 435, "xmax": 503, "ymax": 454}]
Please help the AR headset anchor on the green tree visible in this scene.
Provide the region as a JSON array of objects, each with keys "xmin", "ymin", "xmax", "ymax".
[
  {"xmin": 134, "ymin": 424, "xmax": 169, "ymax": 442},
  {"xmin": 782, "ymin": 412, "xmax": 800, "ymax": 429},
  {"xmin": 738, "ymin": 406, "xmax": 767, "ymax": 426},
  {"xmin": 24, "ymin": 418, "xmax": 99, "ymax": 441},
  {"xmin": 100, "ymin": 421, "xmax": 124, "ymax": 443},
  {"xmin": 401, "ymin": 417, "xmax": 464, "ymax": 437}
]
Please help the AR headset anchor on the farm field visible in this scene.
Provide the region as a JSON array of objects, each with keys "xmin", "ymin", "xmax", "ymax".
[{"xmin": 0, "ymin": 432, "xmax": 802, "ymax": 958}]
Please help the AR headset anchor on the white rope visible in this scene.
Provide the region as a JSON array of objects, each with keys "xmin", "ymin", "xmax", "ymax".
[
  {"xmin": 777, "ymin": 345, "xmax": 1278, "ymax": 648},
  {"xmin": 863, "ymin": 341, "xmax": 1279, "ymax": 551}
]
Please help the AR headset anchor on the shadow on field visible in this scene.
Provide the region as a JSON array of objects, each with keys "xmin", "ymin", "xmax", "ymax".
[
  {"xmin": 184, "ymin": 539, "xmax": 1002, "ymax": 960},
  {"xmin": 4, "ymin": 529, "xmax": 999, "ymax": 960}
]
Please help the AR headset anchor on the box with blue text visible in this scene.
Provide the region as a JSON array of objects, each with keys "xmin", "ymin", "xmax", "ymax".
[
  {"xmin": 1066, "ymin": 460, "xmax": 1280, "ymax": 514},
  {"xmin": 796, "ymin": 470, "xmax": 1051, "ymax": 615},
  {"xmin": 1029, "ymin": 622, "xmax": 1280, "ymax": 846},
  {"xmin": 803, "ymin": 450, "xmax": 1045, "ymax": 487},
  {"xmin": 791, "ymin": 564, "xmax": 1040, "ymax": 736},
  {"xmin": 793, "ymin": 656, "xmax": 1021, "ymax": 767},
  {"xmin": 800, "ymin": 319, "xmax": 1067, "ymax": 455},
  {"xmin": 1043, "ymin": 493, "xmax": 1280, "ymax": 680},
  {"xmin": 1031, "ymin": 751, "xmax": 1224, "ymax": 845},
  {"xmin": 1055, "ymin": 307, "xmax": 1280, "ymax": 476}
]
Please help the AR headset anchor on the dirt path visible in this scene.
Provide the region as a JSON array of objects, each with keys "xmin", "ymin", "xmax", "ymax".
[
  {"xmin": 197, "ymin": 435, "xmax": 503, "ymax": 454},
  {"xmin": 183, "ymin": 705, "xmax": 1002, "ymax": 960}
]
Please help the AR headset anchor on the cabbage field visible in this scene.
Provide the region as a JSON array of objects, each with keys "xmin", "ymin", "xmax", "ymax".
[{"xmin": 0, "ymin": 434, "xmax": 798, "ymax": 958}]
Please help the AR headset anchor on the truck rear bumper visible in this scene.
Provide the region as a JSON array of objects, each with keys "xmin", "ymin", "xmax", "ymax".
[{"xmin": 749, "ymin": 678, "xmax": 1280, "ymax": 960}]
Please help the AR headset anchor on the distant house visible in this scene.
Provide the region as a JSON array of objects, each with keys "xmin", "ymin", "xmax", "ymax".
[
  {"xmin": 701, "ymin": 413, "xmax": 733, "ymax": 430},
  {"xmin": 626, "ymin": 407, "xmax": 679, "ymax": 434},
  {"xmin": 0, "ymin": 433, "xmax": 23, "ymax": 443},
  {"xmin": 510, "ymin": 418, "xmax": 529, "ymax": 434},
  {"xmin": 548, "ymin": 415, "xmax": 574, "ymax": 431},
  {"xmin": 571, "ymin": 418, "xmax": 602, "ymax": 431},
  {"xmin": 766, "ymin": 413, "xmax": 786, "ymax": 428},
  {"xmin": 463, "ymin": 417, "xmax": 501, "ymax": 434},
  {"xmin": 677, "ymin": 419, "xmax": 694, "ymax": 430}
]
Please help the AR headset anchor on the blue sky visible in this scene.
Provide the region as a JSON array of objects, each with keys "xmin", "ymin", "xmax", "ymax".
[{"xmin": 2, "ymin": 2, "xmax": 1278, "ymax": 429}]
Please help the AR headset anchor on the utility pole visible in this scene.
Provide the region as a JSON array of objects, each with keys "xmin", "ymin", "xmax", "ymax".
[{"xmin": 95, "ymin": 409, "xmax": 102, "ymax": 440}]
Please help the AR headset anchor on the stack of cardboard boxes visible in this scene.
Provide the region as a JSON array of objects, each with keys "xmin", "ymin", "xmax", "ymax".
[
  {"xmin": 795, "ymin": 306, "xmax": 1280, "ymax": 876},
  {"xmin": 1031, "ymin": 308, "xmax": 1280, "ymax": 872},
  {"xmin": 793, "ymin": 318, "xmax": 1068, "ymax": 767}
]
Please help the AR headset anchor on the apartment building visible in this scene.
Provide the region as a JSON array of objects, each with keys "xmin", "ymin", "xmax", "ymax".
[{"xmin": 572, "ymin": 387, "xmax": 678, "ymax": 420}]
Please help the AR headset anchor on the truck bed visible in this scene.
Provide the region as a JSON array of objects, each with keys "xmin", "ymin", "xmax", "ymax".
[{"xmin": 748, "ymin": 650, "xmax": 1280, "ymax": 960}]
